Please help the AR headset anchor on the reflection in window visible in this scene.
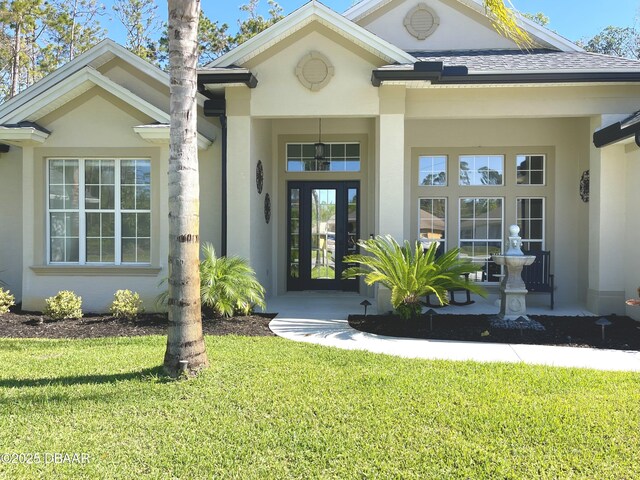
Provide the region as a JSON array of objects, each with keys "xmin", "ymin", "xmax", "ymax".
[
  {"xmin": 419, "ymin": 156, "xmax": 447, "ymax": 186},
  {"xmin": 49, "ymin": 159, "xmax": 80, "ymax": 262},
  {"xmin": 48, "ymin": 158, "xmax": 151, "ymax": 264},
  {"xmin": 459, "ymin": 155, "xmax": 504, "ymax": 186},
  {"xmin": 289, "ymin": 188, "xmax": 300, "ymax": 279},
  {"xmin": 516, "ymin": 155, "xmax": 545, "ymax": 185},
  {"xmin": 517, "ymin": 198, "xmax": 544, "ymax": 251},
  {"xmin": 419, "ymin": 198, "xmax": 446, "ymax": 256},
  {"xmin": 459, "ymin": 197, "xmax": 503, "ymax": 282},
  {"xmin": 287, "ymin": 143, "xmax": 360, "ymax": 172}
]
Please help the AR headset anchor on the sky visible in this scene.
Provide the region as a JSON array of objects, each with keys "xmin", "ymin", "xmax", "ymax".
[{"xmin": 101, "ymin": 0, "xmax": 640, "ymax": 46}]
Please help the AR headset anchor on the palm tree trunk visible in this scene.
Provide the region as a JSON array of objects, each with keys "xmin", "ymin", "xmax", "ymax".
[{"xmin": 164, "ymin": 0, "xmax": 208, "ymax": 377}]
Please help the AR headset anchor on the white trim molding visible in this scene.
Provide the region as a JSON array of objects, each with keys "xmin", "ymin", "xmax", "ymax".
[{"xmin": 209, "ymin": 1, "xmax": 416, "ymax": 68}]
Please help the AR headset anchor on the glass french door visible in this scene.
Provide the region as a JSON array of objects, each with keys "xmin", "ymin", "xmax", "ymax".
[{"xmin": 288, "ymin": 181, "xmax": 359, "ymax": 291}]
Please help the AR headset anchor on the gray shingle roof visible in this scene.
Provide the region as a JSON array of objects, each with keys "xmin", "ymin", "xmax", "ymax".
[{"xmin": 408, "ymin": 49, "xmax": 640, "ymax": 73}]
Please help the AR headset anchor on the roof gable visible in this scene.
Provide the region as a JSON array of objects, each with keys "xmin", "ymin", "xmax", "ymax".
[
  {"xmin": 0, "ymin": 39, "xmax": 171, "ymax": 123},
  {"xmin": 344, "ymin": 0, "xmax": 582, "ymax": 52},
  {"xmin": 208, "ymin": 1, "xmax": 416, "ymax": 68},
  {"xmin": 1, "ymin": 66, "xmax": 170, "ymax": 125}
]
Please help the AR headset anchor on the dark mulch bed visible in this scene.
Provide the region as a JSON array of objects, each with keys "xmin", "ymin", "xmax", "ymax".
[
  {"xmin": 349, "ymin": 314, "xmax": 640, "ymax": 351},
  {"xmin": 0, "ymin": 308, "xmax": 277, "ymax": 339}
]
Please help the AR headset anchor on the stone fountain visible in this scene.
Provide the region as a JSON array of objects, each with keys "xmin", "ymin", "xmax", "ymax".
[{"xmin": 491, "ymin": 225, "xmax": 544, "ymax": 330}]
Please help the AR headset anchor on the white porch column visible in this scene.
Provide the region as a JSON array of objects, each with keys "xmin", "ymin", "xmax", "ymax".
[
  {"xmin": 587, "ymin": 116, "xmax": 627, "ymax": 314},
  {"xmin": 226, "ymin": 86, "xmax": 252, "ymax": 260},
  {"xmin": 375, "ymin": 85, "xmax": 406, "ymax": 312},
  {"xmin": 376, "ymin": 85, "xmax": 406, "ymax": 240}
]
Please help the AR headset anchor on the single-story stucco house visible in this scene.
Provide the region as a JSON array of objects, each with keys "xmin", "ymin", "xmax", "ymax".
[{"xmin": 1, "ymin": 0, "xmax": 639, "ymax": 320}]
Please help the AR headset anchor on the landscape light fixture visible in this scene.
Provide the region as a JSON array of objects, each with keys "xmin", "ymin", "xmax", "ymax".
[
  {"xmin": 595, "ymin": 317, "xmax": 612, "ymax": 341},
  {"xmin": 514, "ymin": 316, "xmax": 528, "ymax": 337},
  {"xmin": 425, "ymin": 308, "xmax": 437, "ymax": 331},
  {"xmin": 314, "ymin": 118, "xmax": 326, "ymax": 161},
  {"xmin": 360, "ymin": 299, "xmax": 372, "ymax": 316}
]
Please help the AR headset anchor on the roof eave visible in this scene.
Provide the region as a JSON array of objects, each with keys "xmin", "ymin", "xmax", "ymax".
[
  {"xmin": 594, "ymin": 117, "xmax": 640, "ymax": 148},
  {"xmin": 372, "ymin": 68, "xmax": 640, "ymax": 87}
]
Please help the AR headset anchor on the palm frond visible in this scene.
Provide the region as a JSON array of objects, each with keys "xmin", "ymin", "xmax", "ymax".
[
  {"xmin": 484, "ymin": 0, "xmax": 533, "ymax": 49},
  {"xmin": 343, "ymin": 235, "xmax": 487, "ymax": 318}
]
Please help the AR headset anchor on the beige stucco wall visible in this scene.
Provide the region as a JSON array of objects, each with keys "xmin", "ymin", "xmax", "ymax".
[
  {"xmin": 0, "ymin": 146, "xmax": 23, "ymax": 300},
  {"xmin": 359, "ymin": 0, "xmax": 516, "ymax": 52},
  {"xmin": 625, "ymin": 147, "xmax": 640, "ymax": 321},
  {"xmin": 249, "ymin": 119, "xmax": 274, "ymax": 296},
  {"xmin": 244, "ymin": 23, "xmax": 383, "ymax": 118},
  {"xmin": 405, "ymin": 85, "xmax": 640, "ymax": 120},
  {"xmin": 21, "ymin": 88, "xmax": 165, "ymax": 313},
  {"xmin": 405, "ymin": 117, "xmax": 590, "ymax": 308}
]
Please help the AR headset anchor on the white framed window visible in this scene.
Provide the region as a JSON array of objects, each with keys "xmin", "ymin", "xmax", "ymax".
[
  {"xmin": 516, "ymin": 154, "xmax": 545, "ymax": 185},
  {"xmin": 47, "ymin": 158, "xmax": 151, "ymax": 265},
  {"xmin": 418, "ymin": 198, "xmax": 446, "ymax": 254},
  {"xmin": 459, "ymin": 155, "xmax": 504, "ymax": 186},
  {"xmin": 286, "ymin": 143, "xmax": 360, "ymax": 172},
  {"xmin": 517, "ymin": 197, "xmax": 545, "ymax": 251},
  {"xmin": 459, "ymin": 197, "xmax": 503, "ymax": 282},
  {"xmin": 418, "ymin": 155, "xmax": 447, "ymax": 186}
]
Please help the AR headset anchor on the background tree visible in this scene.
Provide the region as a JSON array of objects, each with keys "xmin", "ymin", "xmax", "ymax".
[
  {"xmin": 113, "ymin": 0, "xmax": 160, "ymax": 62},
  {"xmin": 0, "ymin": 0, "xmax": 48, "ymax": 97},
  {"xmin": 157, "ymin": 9, "xmax": 231, "ymax": 68},
  {"xmin": 233, "ymin": 0, "xmax": 283, "ymax": 46},
  {"xmin": 579, "ymin": 25, "xmax": 640, "ymax": 60},
  {"xmin": 46, "ymin": 0, "xmax": 106, "ymax": 64},
  {"xmin": 164, "ymin": 0, "xmax": 209, "ymax": 378},
  {"xmin": 522, "ymin": 12, "xmax": 549, "ymax": 28}
]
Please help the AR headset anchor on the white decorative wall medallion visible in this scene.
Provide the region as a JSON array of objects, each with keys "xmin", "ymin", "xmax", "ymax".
[
  {"xmin": 295, "ymin": 51, "xmax": 334, "ymax": 91},
  {"xmin": 404, "ymin": 3, "xmax": 440, "ymax": 40}
]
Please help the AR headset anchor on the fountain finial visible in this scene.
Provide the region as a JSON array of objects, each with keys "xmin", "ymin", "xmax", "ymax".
[{"xmin": 506, "ymin": 224, "xmax": 523, "ymax": 256}]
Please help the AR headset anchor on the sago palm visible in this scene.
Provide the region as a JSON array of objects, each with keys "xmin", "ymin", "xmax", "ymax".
[
  {"xmin": 343, "ymin": 235, "xmax": 486, "ymax": 319},
  {"xmin": 200, "ymin": 243, "xmax": 266, "ymax": 317}
]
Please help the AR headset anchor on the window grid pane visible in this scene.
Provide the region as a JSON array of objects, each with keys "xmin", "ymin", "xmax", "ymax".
[
  {"xmin": 516, "ymin": 155, "xmax": 545, "ymax": 185},
  {"xmin": 120, "ymin": 160, "xmax": 151, "ymax": 264},
  {"xmin": 419, "ymin": 198, "xmax": 446, "ymax": 254},
  {"xmin": 49, "ymin": 159, "xmax": 79, "ymax": 262},
  {"xmin": 48, "ymin": 158, "xmax": 151, "ymax": 265},
  {"xmin": 419, "ymin": 156, "xmax": 447, "ymax": 186},
  {"xmin": 517, "ymin": 197, "xmax": 544, "ymax": 251},
  {"xmin": 286, "ymin": 143, "xmax": 360, "ymax": 172},
  {"xmin": 459, "ymin": 198, "xmax": 503, "ymax": 282},
  {"xmin": 459, "ymin": 155, "xmax": 504, "ymax": 186}
]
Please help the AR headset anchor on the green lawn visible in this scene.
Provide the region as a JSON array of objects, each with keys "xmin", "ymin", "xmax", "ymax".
[{"xmin": 1, "ymin": 335, "xmax": 638, "ymax": 479}]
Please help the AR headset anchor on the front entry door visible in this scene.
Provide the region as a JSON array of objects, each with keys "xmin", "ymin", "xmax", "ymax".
[{"xmin": 288, "ymin": 181, "xmax": 359, "ymax": 291}]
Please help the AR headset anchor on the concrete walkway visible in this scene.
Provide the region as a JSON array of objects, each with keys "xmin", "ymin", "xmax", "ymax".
[{"xmin": 268, "ymin": 292, "xmax": 640, "ymax": 372}]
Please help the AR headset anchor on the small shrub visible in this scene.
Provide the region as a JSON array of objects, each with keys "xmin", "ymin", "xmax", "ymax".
[
  {"xmin": 110, "ymin": 290, "xmax": 143, "ymax": 320},
  {"xmin": 200, "ymin": 243, "xmax": 266, "ymax": 317},
  {"xmin": 343, "ymin": 235, "xmax": 487, "ymax": 319},
  {"xmin": 44, "ymin": 290, "xmax": 83, "ymax": 321},
  {"xmin": 0, "ymin": 288, "xmax": 15, "ymax": 315}
]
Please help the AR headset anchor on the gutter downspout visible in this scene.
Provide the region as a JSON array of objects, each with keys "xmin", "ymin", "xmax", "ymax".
[
  {"xmin": 220, "ymin": 112, "xmax": 227, "ymax": 257},
  {"xmin": 203, "ymin": 98, "xmax": 228, "ymax": 256}
]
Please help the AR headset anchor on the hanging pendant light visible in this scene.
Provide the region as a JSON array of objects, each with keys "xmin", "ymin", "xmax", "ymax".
[{"xmin": 314, "ymin": 118, "xmax": 326, "ymax": 161}]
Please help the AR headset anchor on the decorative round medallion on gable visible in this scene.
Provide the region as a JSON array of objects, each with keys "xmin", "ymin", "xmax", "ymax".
[
  {"xmin": 404, "ymin": 3, "xmax": 440, "ymax": 40},
  {"xmin": 295, "ymin": 51, "xmax": 335, "ymax": 91}
]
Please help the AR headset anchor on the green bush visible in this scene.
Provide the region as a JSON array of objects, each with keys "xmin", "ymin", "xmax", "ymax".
[
  {"xmin": 343, "ymin": 235, "xmax": 487, "ymax": 319},
  {"xmin": 0, "ymin": 288, "xmax": 15, "ymax": 315},
  {"xmin": 200, "ymin": 243, "xmax": 266, "ymax": 317},
  {"xmin": 110, "ymin": 290, "xmax": 143, "ymax": 320},
  {"xmin": 157, "ymin": 243, "xmax": 267, "ymax": 317},
  {"xmin": 44, "ymin": 290, "xmax": 83, "ymax": 321}
]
